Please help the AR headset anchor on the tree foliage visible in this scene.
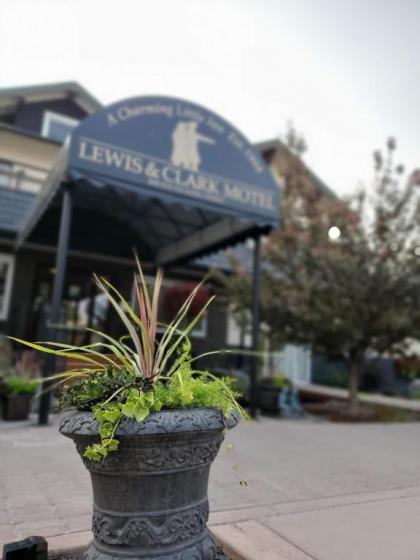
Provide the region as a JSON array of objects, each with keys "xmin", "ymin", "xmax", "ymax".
[{"xmin": 225, "ymin": 139, "xmax": 420, "ymax": 410}]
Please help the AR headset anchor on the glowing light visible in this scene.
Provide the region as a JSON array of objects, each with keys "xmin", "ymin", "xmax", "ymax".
[
  {"xmin": 328, "ymin": 226, "xmax": 341, "ymax": 240},
  {"xmin": 414, "ymin": 246, "xmax": 420, "ymax": 256}
]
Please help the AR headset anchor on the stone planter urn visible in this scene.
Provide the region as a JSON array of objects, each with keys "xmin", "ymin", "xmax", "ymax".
[{"xmin": 60, "ymin": 408, "xmax": 238, "ymax": 560}]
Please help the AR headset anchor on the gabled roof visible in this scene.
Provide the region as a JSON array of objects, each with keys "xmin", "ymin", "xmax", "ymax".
[
  {"xmin": 255, "ymin": 137, "xmax": 338, "ymax": 199},
  {"xmin": 0, "ymin": 81, "xmax": 102, "ymax": 117}
]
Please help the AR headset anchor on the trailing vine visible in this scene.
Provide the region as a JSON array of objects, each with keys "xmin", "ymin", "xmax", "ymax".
[{"xmin": 61, "ymin": 345, "xmax": 244, "ymax": 461}]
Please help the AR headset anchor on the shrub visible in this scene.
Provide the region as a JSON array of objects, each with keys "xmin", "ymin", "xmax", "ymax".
[{"xmin": 2, "ymin": 376, "xmax": 37, "ymax": 395}]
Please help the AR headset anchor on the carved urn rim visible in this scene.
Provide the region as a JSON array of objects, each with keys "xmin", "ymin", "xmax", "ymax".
[{"xmin": 59, "ymin": 407, "xmax": 239, "ymax": 438}]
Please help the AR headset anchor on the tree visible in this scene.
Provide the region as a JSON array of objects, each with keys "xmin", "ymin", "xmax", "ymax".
[
  {"xmin": 283, "ymin": 121, "xmax": 308, "ymax": 158},
  {"xmin": 225, "ymin": 139, "xmax": 420, "ymax": 412}
]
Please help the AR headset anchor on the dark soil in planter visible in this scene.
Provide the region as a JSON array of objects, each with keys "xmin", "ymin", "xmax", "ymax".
[{"xmin": 304, "ymin": 399, "xmax": 420, "ymax": 422}]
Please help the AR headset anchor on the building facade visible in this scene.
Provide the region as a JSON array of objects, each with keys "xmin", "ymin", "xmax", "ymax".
[{"xmin": 0, "ymin": 82, "xmax": 334, "ymax": 382}]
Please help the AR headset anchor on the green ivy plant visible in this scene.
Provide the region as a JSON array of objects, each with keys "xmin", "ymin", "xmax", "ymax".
[{"xmin": 11, "ymin": 255, "xmax": 246, "ymax": 461}]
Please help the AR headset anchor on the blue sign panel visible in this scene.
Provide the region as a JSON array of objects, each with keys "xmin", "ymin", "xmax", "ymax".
[{"xmin": 68, "ymin": 96, "xmax": 280, "ymax": 226}]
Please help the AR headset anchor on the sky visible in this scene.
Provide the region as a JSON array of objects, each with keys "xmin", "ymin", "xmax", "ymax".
[{"xmin": 0, "ymin": 0, "xmax": 419, "ymax": 195}]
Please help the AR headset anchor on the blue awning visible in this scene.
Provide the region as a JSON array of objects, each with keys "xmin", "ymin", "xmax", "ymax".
[{"xmin": 18, "ymin": 96, "xmax": 281, "ymax": 265}]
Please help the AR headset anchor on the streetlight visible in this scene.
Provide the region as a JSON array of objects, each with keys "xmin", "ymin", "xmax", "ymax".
[{"xmin": 328, "ymin": 226, "xmax": 341, "ymax": 241}]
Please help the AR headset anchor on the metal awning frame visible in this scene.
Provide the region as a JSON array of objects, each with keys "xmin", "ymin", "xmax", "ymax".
[{"xmin": 30, "ymin": 147, "xmax": 272, "ymax": 424}]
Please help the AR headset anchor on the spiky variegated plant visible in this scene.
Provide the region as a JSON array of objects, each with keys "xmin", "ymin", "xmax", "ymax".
[{"xmin": 10, "ymin": 256, "xmax": 244, "ymax": 461}]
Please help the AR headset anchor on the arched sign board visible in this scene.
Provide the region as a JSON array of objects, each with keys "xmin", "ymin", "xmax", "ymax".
[{"xmin": 68, "ymin": 96, "xmax": 280, "ymax": 228}]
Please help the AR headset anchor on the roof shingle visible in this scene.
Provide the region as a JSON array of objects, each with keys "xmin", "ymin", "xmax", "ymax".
[{"xmin": 0, "ymin": 187, "xmax": 36, "ymax": 234}]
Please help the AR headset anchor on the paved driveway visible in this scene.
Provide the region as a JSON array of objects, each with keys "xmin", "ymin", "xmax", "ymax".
[{"xmin": 1, "ymin": 416, "xmax": 420, "ymax": 559}]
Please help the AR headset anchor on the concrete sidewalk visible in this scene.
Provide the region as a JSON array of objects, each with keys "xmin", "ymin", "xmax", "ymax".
[
  {"xmin": 296, "ymin": 381, "xmax": 420, "ymax": 412},
  {"xmin": 1, "ymin": 416, "xmax": 420, "ymax": 559}
]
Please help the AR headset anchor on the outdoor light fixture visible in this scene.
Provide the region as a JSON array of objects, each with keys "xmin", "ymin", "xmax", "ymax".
[
  {"xmin": 328, "ymin": 226, "xmax": 341, "ymax": 240},
  {"xmin": 414, "ymin": 246, "xmax": 420, "ymax": 256}
]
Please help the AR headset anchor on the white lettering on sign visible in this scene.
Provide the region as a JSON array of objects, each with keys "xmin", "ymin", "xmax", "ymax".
[
  {"xmin": 77, "ymin": 138, "xmax": 275, "ymax": 212},
  {"xmin": 223, "ymin": 182, "xmax": 274, "ymax": 210},
  {"xmin": 176, "ymin": 104, "xmax": 205, "ymax": 124},
  {"xmin": 106, "ymin": 103, "xmax": 174, "ymax": 127},
  {"xmin": 78, "ymin": 140, "xmax": 143, "ymax": 174}
]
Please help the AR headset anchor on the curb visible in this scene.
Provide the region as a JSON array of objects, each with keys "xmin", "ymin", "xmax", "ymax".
[{"xmin": 47, "ymin": 531, "xmax": 90, "ymax": 557}]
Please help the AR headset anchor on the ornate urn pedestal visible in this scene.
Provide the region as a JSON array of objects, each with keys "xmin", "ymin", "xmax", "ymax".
[{"xmin": 60, "ymin": 409, "xmax": 238, "ymax": 560}]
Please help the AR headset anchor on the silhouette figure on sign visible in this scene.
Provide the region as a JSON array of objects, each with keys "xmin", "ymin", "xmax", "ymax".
[{"xmin": 171, "ymin": 121, "xmax": 215, "ymax": 171}]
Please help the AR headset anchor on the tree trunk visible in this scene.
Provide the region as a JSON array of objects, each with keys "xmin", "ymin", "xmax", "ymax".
[{"xmin": 348, "ymin": 353, "xmax": 363, "ymax": 414}]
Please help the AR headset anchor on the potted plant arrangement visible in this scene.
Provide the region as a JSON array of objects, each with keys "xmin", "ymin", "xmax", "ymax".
[
  {"xmin": 258, "ymin": 372, "xmax": 292, "ymax": 413},
  {"xmin": 12, "ymin": 257, "xmax": 244, "ymax": 560},
  {"xmin": 0, "ymin": 375, "xmax": 37, "ymax": 420}
]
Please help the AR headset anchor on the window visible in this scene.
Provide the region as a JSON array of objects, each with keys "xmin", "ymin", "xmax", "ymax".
[
  {"xmin": 226, "ymin": 306, "xmax": 251, "ymax": 347},
  {"xmin": 131, "ymin": 276, "xmax": 209, "ymax": 339},
  {"xmin": 0, "ymin": 160, "xmax": 46, "ymax": 193},
  {"xmin": 156, "ymin": 311, "xmax": 208, "ymax": 339},
  {"xmin": 0, "ymin": 254, "xmax": 15, "ymax": 321},
  {"xmin": 41, "ymin": 111, "xmax": 79, "ymax": 142},
  {"xmin": 187, "ymin": 313, "xmax": 208, "ymax": 339},
  {"xmin": 0, "ymin": 160, "xmax": 12, "ymax": 188}
]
